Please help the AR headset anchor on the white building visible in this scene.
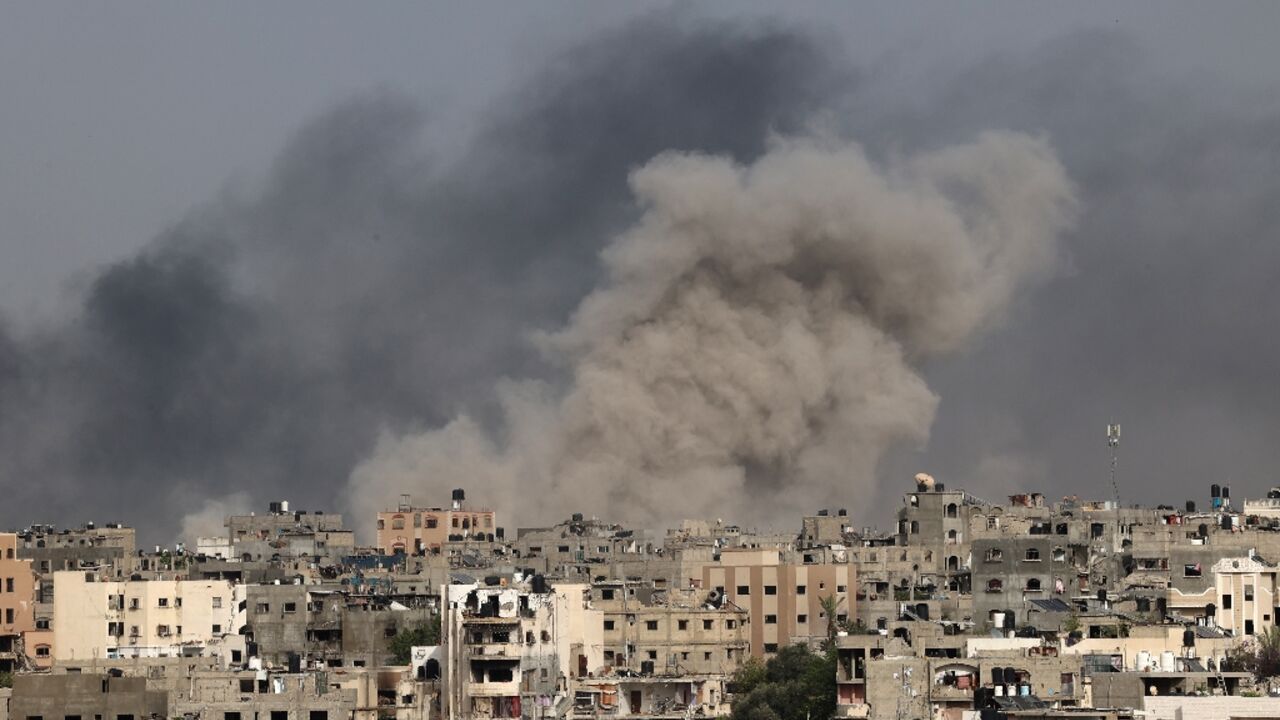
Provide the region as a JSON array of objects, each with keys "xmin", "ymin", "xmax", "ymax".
[{"xmin": 53, "ymin": 571, "xmax": 246, "ymax": 660}]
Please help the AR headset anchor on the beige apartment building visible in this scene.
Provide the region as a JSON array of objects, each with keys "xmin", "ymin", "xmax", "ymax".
[
  {"xmin": 1, "ymin": 532, "xmax": 40, "ymax": 672},
  {"xmin": 702, "ymin": 548, "xmax": 855, "ymax": 657},
  {"xmin": 377, "ymin": 489, "xmax": 497, "ymax": 555},
  {"xmin": 53, "ymin": 572, "xmax": 243, "ymax": 660}
]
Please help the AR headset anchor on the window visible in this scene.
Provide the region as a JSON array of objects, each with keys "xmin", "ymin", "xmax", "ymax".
[
  {"xmin": 764, "ymin": 585, "xmax": 777, "ymax": 595},
  {"xmin": 283, "ymin": 602, "xmax": 297, "ymax": 613},
  {"xmin": 1246, "ymin": 585, "xmax": 1255, "ymax": 602},
  {"xmin": 35, "ymin": 645, "xmax": 50, "ymax": 657},
  {"xmin": 36, "ymin": 618, "xmax": 50, "ymax": 630},
  {"xmin": 558, "ymin": 545, "xmax": 570, "ymax": 553},
  {"xmin": 212, "ymin": 597, "xmax": 223, "ymax": 609},
  {"xmin": 1025, "ymin": 548, "xmax": 1041, "ymax": 561},
  {"xmin": 256, "ymin": 603, "xmax": 270, "ymax": 614},
  {"xmin": 310, "ymin": 713, "xmax": 328, "ymax": 720},
  {"xmin": 604, "ymin": 620, "xmax": 615, "ymax": 631},
  {"xmin": 601, "ymin": 589, "xmax": 615, "ymax": 600},
  {"xmin": 704, "ymin": 651, "xmax": 712, "ymax": 660},
  {"xmin": 986, "ymin": 548, "xmax": 1003, "ymax": 562},
  {"xmin": 988, "ymin": 517, "xmax": 999, "ymax": 530},
  {"xmin": 736, "ymin": 585, "xmax": 750, "ymax": 596},
  {"xmin": 1184, "ymin": 564, "xmax": 1202, "ymax": 578},
  {"xmin": 910, "ymin": 521, "xmax": 920, "ymax": 534},
  {"xmin": 726, "ymin": 620, "xmax": 736, "ymax": 629},
  {"xmin": 1224, "ymin": 594, "xmax": 1233, "ymax": 610},
  {"xmin": 703, "ymin": 619, "xmax": 713, "ymax": 630},
  {"xmin": 391, "ymin": 516, "xmax": 405, "ymax": 530},
  {"xmin": 156, "ymin": 624, "xmax": 170, "ymax": 636},
  {"xmin": 377, "ymin": 519, "xmax": 385, "ymax": 530},
  {"xmin": 987, "ymin": 579, "xmax": 1003, "ymax": 592},
  {"xmin": 645, "ymin": 620, "xmax": 658, "ymax": 631},
  {"xmin": 797, "ymin": 614, "xmax": 808, "ymax": 623},
  {"xmin": 426, "ymin": 516, "xmax": 438, "ymax": 529},
  {"xmin": 678, "ymin": 620, "xmax": 688, "ymax": 631},
  {"xmin": 157, "ymin": 597, "xmax": 169, "ymax": 607},
  {"xmin": 1025, "ymin": 579, "xmax": 1042, "ymax": 592},
  {"xmin": 796, "ymin": 585, "xmax": 807, "ymax": 595},
  {"xmin": 837, "ymin": 585, "xmax": 847, "ymax": 592},
  {"xmin": 212, "ymin": 624, "xmax": 222, "ymax": 634},
  {"xmin": 764, "ymin": 643, "xmax": 779, "ymax": 653},
  {"xmin": 1246, "ymin": 620, "xmax": 1255, "ymax": 635},
  {"xmin": 271, "ymin": 712, "xmax": 288, "ymax": 720},
  {"xmin": 946, "ymin": 503, "xmax": 958, "ymax": 518},
  {"xmin": 4, "ymin": 578, "xmax": 12, "ymax": 592},
  {"xmin": 5, "ymin": 608, "xmax": 14, "ymax": 623},
  {"xmin": 647, "ymin": 650, "xmax": 657, "ymax": 660},
  {"xmin": 1052, "ymin": 548, "xmax": 1066, "ymax": 563},
  {"xmin": 764, "ymin": 615, "xmax": 777, "ymax": 624}
]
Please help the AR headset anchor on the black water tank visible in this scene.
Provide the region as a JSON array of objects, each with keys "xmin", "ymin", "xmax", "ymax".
[
  {"xmin": 571, "ymin": 512, "xmax": 584, "ymax": 522},
  {"xmin": 1003, "ymin": 612, "xmax": 1016, "ymax": 630},
  {"xmin": 1199, "ymin": 524, "xmax": 1209, "ymax": 537},
  {"xmin": 1098, "ymin": 589, "xmax": 1107, "ymax": 602},
  {"xmin": 1186, "ymin": 501, "xmax": 1196, "ymax": 513},
  {"xmin": 1222, "ymin": 515, "xmax": 1233, "ymax": 530},
  {"xmin": 1183, "ymin": 629, "xmax": 1195, "ymax": 647},
  {"xmin": 915, "ymin": 603, "xmax": 929, "ymax": 620},
  {"xmin": 1002, "ymin": 667, "xmax": 1018, "ymax": 684},
  {"xmin": 1211, "ymin": 484, "xmax": 1221, "ymax": 498},
  {"xmin": 936, "ymin": 483, "xmax": 946, "ymax": 492},
  {"xmin": 1206, "ymin": 603, "xmax": 1217, "ymax": 617},
  {"xmin": 1223, "ymin": 486, "xmax": 1231, "ymax": 499},
  {"xmin": 496, "ymin": 527, "xmax": 505, "ymax": 540},
  {"xmin": 991, "ymin": 667, "xmax": 1004, "ymax": 685}
]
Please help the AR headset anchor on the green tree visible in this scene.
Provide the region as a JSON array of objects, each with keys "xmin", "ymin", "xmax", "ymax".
[
  {"xmin": 819, "ymin": 595, "xmax": 842, "ymax": 644},
  {"xmin": 0, "ymin": 671, "xmax": 13, "ymax": 688},
  {"xmin": 388, "ymin": 617, "xmax": 441, "ymax": 664},
  {"xmin": 1223, "ymin": 627, "xmax": 1280, "ymax": 679},
  {"xmin": 730, "ymin": 644, "xmax": 836, "ymax": 720}
]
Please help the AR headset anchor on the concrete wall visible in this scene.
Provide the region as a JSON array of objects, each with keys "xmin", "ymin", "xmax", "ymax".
[{"xmin": 1143, "ymin": 695, "xmax": 1280, "ymax": 720}]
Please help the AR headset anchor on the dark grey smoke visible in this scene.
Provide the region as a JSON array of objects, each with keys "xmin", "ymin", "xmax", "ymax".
[
  {"xmin": 0, "ymin": 14, "xmax": 846, "ymax": 542},
  {"xmin": 2, "ymin": 14, "xmax": 1277, "ymax": 542}
]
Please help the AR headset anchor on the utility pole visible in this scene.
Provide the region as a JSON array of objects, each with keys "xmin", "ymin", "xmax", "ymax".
[{"xmin": 1107, "ymin": 423, "xmax": 1122, "ymax": 508}]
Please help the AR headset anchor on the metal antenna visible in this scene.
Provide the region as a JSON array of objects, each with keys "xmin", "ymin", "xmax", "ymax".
[{"xmin": 1107, "ymin": 423, "xmax": 1121, "ymax": 507}]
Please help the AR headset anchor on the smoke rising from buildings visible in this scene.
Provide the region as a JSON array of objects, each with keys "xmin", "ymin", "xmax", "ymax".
[
  {"xmin": 1, "ymin": 11, "xmax": 1278, "ymax": 543},
  {"xmin": 349, "ymin": 132, "xmax": 1075, "ymax": 532}
]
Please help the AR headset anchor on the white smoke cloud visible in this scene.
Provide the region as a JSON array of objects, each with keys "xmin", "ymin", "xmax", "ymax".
[
  {"xmin": 179, "ymin": 491, "xmax": 253, "ymax": 546},
  {"xmin": 346, "ymin": 130, "xmax": 1075, "ymax": 536}
]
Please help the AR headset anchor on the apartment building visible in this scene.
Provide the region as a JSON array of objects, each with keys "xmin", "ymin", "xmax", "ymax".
[
  {"xmin": 1, "ymin": 533, "xmax": 39, "ymax": 673},
  {"xmin": 442, "ymin": 578, "xmax": 602, "ymax": 720},
  {"xmin": 53, "ymin": 572, "xmax": 243, "ymax": 659},
  {"xmin": 377, "ymin": 489, "xmax": 498, "ymax": 555},
  {"xmin": 702, "ymin": 548, "xmax": 855, "ymax": 656},
  {"xmin": 590, "ymin": 583, "xmax": 749, "ymax": 675}
]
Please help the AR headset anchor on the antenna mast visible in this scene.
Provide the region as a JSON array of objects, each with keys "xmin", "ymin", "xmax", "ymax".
[{"xmin": 1106, "ymin": 423, "xmax": 1121, "ymax": 507}]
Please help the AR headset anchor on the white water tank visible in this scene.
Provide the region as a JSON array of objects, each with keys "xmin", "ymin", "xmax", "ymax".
[
  {"xmin": 1136, "ymin": 651, "xmax": 1152, "ymax": 671},
  {"xmin": 1160, "ymin": 651, "xmax": 1176, "ymax": 672}
]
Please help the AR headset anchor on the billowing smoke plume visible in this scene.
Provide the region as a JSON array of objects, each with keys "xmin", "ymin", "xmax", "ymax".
[{"xmin": 349, "ymin": 131, "xmax": 1075, "ymax": 531}]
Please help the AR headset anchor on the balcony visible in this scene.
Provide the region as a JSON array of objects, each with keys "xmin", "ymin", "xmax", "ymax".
[
  {"xmin": 469, "ymin": 644, "xmax": 516, "ymax": 657},
  {"xmin": 467, "ymin": 680, "xmax": 521, "ymax": 697},
  {"xmin": 930, "ymin": 685, "xmax": 974, "ymax": 701}
]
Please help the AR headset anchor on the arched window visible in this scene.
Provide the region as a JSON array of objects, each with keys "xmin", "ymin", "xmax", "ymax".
[
  {"xmin": 947, "ymin": 529, "xmax": 958, "ymax": 544},
  {"xmin": 426, "ymin": 516, "xmax": 438, "ymax": 529},
  {"xmin": 1052, "ymin": 548, "xmax": 1066, "ymax": 563},
  {"xmin": 1024, "ymin": 548, "xmax": 1040, "ymax": 561},
  {"xmin": 1025, "ymin": 578, "xmax": 1041, "ymax": 592},
  {"xmin": 987, "ymin": 579, "xmax": 1003, "ymax": 592},
  {"xmin": 910, "ymin": 521, "xmax": 920, "ymax": 534},
  {"xmin": 391, "ymin": 515, "xmax": 405, "ymax": 530},
  {"xmin": 947, "ymin": 556, "xmax": 959, "ymax": 572},
  {"xmin": 946, "ymin": 503, "xmax": 958, "ymax": 518}
]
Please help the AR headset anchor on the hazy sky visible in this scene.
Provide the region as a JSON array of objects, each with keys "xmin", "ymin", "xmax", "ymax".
[{"xmin": 2, "ymin": 2, "xmax": 1279, "ymax": 541}]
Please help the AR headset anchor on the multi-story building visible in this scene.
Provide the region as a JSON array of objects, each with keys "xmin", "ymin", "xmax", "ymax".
[
  {"xmin": 1, "ymin": 533, "xmax": 39, "ymax": 673},
  {"xmin": 702, "ymin": 548, "xmax": 855, "ymax": 656},
  {"xmin": 442, "ymin": 578, "xmax": 602, "ymax": 720},
  {"xmin": 52, "ymin": 571, "xmax": 244, "ymax": 660},
  {"xmin": 590, "ymin": 582, "xmax": 749, "ymax": 675},
  {"xmin": 378, "ymin": 489, "xmax": 498, "ymax": 555}
]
